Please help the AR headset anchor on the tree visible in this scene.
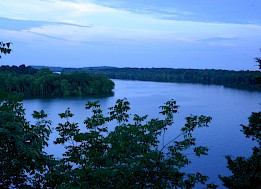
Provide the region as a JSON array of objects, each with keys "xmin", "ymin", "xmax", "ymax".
[
  {"xmin": 255, "ymin": 49, "xmax": 261, "ymax": 85},
  {"xmin": 219, "ymin": 51, "xmax": 261, "ymax": 189},
  {"xmin": 0, "ymin": 96, "xmax": 217, "ymax": 188},
  {"xmin": 255, "ymin": 49, "xmax": 261, "ymax": 69},
  {"xmin": 47, "ymin": 98, "xmax": 217, "ymax": 188},
  {"xmin": 219, "ymin": 112, "xmax": 261, "ymax": 189},
  {"xmin": 0, "ymin": 41, "xmax": 12, "ymax": 59},
  {"xmin": 0, "ymin": 100, "xmax": 56, "ymax": 188},
  {"xmin": 0, "ymin": 42, "xmax": 58, "ymax": 188}
]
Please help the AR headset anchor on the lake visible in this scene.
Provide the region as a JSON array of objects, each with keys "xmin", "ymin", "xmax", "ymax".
[{"xmin": 23, "ymin": 79, "xmax": 261, "ymax": 188}]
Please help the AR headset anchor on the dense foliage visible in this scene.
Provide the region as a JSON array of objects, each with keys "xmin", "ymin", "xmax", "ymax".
[
  {"xmin": 48, "ymin": 98, "xmax": 217, "ymax": 188},
  {"xmin": 61, "ymin": 67, "xmax": 261, "ymax": 91},
  {"xmin": 0, "ymin": 98, "xmax": 217, "ymax": 188},
  {"xmin": 0, "ymin": 65, "xmax": 115, "ymax": 98},
  {"xmin": 0, "ymin": 100, "xmax": 56, "ymax": 188},
  {"xmin": 0, "ymin": 64, "xmax": 38, "ymax": 75},
  {"xmin": 219, "ymin": 112, "xmax": 261, "ymax": 189}
]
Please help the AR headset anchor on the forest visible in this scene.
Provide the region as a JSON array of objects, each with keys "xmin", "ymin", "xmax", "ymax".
[
  {"xmin": 0, "ymin": 65, "xmax": 115, "ymax": 99},
  {"xmin": 60, "ymin": 67, "xmax": 261, "ymax": 91}
]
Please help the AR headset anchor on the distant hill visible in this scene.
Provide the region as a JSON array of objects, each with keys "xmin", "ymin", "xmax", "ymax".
[
  {"xmin": 31, "ymin": 66, "xmax": 64, "ymax": 72},
  {"xmin": 31, "ymin": 66, "xmax": 117, "ymax": 72}
]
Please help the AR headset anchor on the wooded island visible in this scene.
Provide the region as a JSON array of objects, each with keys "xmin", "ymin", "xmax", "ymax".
[{"xmin": 0, "ymin": 65, "xmax": 114, "ymax": 99}]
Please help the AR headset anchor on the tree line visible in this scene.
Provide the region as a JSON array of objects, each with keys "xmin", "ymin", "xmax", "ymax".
[
  {"xmin": 0, "ymin": 65, "xmax": 115, "ymax": 99},
  {"xmin": 61, "ymin": 67, "xmax": 261, "ymax": 91}
]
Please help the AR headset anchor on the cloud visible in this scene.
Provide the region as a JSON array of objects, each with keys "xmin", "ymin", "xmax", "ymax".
[
  {"xmin": 90, "ymin": 0, "xmax": 261, "ymax": 25},
  {"xmin": 0, "ymin": 17, "xmax": 90, "ymax": 32},
  {"xmin": 27, "ymin": 31, "xmax": 69, "ymax": 41},
  {"xmin": 0, "ymin": 0, "xmax": 123, "ymax": 25},
  {"xmin": 198, "ymin": 37, "xmax": 240, "ymax": 42},
  {"xmin": 194, "ymin": 36, "xmax": 242, "ymax": 47},
  {"xmin": 197, "ymin": 37, "xmax": 242, "ymax": 45},
  {"xmin": 88, "ymin": 0, "xmax": 194, "ymax": 22},
  {"xmin": 1, "ymin": 1, "xmax": 261, "ymax": 49}
]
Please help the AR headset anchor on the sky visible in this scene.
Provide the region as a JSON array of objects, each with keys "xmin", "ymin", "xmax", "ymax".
[{"xmin": 1, "ymin": 0, "xmax": 261, "ymax": 70}]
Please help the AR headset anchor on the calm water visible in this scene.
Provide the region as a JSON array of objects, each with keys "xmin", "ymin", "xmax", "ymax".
[{"xmin": 23, "ymin": 79, "xmax": 261, "ymax": 188}]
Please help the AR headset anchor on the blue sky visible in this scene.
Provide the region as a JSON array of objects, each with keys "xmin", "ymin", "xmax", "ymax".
[{"xmin": 1, "ymin": 0, "xmax": 261, "ymax": 70}]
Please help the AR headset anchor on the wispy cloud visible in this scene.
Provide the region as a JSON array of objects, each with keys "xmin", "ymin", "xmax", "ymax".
[
  {"xmin": 90, "ymin": 0, "xmax": 261, "ymax": 25},
  {"xmin": 198, "ymin": 37, "xmax": 240, "ymax": 42},
  {"xmin": 27, "ymin": 31, "xmax": 69, "ymax": 41},
  {"xmin": 88, "ymin": 0, "xmax": 195, "ymax": 22},
  {"xmin": 0, "ymin": 17, "xmax": 90, "ymax": 32},
  {"xmin": 196, "ymin": 37, "xmax": 241, "ymax": 47},
  {"xmin": 0, "ymin": 0, "xmax": 122, "ymax": 24}
]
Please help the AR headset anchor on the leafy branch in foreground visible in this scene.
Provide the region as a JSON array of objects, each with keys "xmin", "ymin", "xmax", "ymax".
[
  {"xmin": 49, "ymin": 98, "xmax": 216, "ymax": 188},
  {"xmin": 0, "ymin": 41, "xmax": 12, "ymax": 59},
  {"xmin": 0, "ymin": 100, "xmax": 55, "ymax": 188},
  {"xmin": 219, "ymin": 111, "xmax": 261, "ymax": 189}
]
